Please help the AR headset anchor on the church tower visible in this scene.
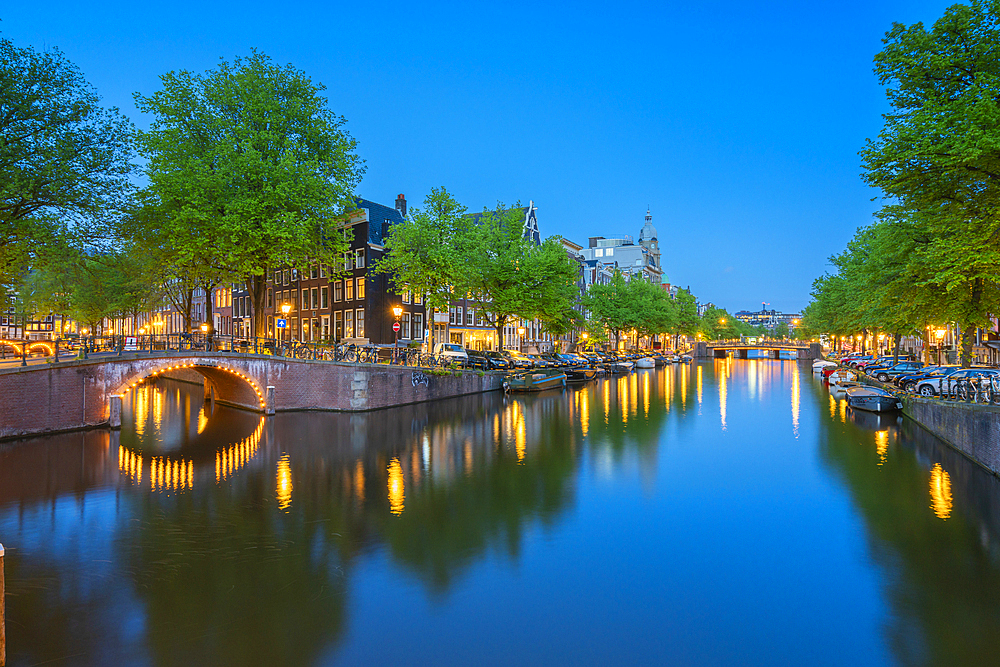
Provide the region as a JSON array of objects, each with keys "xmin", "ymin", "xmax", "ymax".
[{"xmin": 638, "ymin": 208, "xmax": 660, "ymax": 271}]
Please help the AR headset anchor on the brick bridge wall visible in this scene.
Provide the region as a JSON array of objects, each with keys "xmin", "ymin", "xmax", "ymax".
[{"xmin": 0, "ymin": 353, "xmax": 504, "ymax": 440}]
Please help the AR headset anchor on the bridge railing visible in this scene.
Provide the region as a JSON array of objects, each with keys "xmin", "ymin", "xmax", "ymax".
[{"xmin": 22, "ymin": 333, "xmax": 488, "ymax": 371}]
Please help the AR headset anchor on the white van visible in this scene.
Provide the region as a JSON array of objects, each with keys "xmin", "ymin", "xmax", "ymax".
[{"xmin": 433, "ymin": 342, "xmax": 469, "ymax": 362}]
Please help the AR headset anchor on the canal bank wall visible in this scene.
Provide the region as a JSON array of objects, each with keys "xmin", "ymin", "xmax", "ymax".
[
  {"xmin": 0, "ymin": 355, "xmax": 505, "ymax": 441},
  {"xmin": 899, "ymin": 394, "xmax": 1000, "ymax": 477}
]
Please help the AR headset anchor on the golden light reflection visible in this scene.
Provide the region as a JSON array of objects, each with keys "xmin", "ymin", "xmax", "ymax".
[
  {"xmin": 791, "ymin": 364, "xmax": 800, "ymax": 437},
  {"xmin": 215, "ymin": 418, "xmax": 265, "ymax": 483},
  {"xmin": 875, "ymin": 430, "xmax": 889, "ymax": 466},
  {"xmin": 580, "ymin": 391, "xmax": 589, "ymax": 437},
  {"xmin": 276, "ymin": 454, "xmax": 293, "ymax": 511},
  {"xmin": 603, "ymin": 380, "xmax": 610, "ymax": 423},
  {"xmin": 354, "ymin": 459, "xmax": 365, "ymax": 504},
  {"xmin": 681, "ymin": 364, "xmax": 687, "ymax": 409},
  {"xmin": 619, "ymin": 376, "xmax": 629, "ymax": 425},
  {"xmin": 839, "ymin": 398, "xmax": 847, "ymax": 423},
  {"xmin": 516, "ymin": 410, "xmax": 527, "ymax": 463},
  {"xmin": 719, "ymin": 364, "xmax": 728, "ymax": 431},
  {"xmin": 388, "ymin": 457, "xmax": 405, "ymax": 515},
  {"xmin": 197, "ymin": 406, "xmax": 209, "ymax": 434},
  {"xmin": 929, "ymin": 463, "xmax": 953, "ymax": 519},
  {"xmin": 829, "ymin": 393, "xmax": 836, "ymax": 419},
  {"xmin": 697, "ymin": 365, "xmax": 703, "ymax": 407},
  {"xmin": 642, "ymin": 372, "xmax": 650, "ymax": 417}
]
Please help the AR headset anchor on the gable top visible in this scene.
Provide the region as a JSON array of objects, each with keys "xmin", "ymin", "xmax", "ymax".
[
  {"xmin": 465, "ymin": 201, "xmax": 541, "ymax": 246},
  {"xmin": 350, "ymin": 197, "xmax": 407, "ymax": 246}
]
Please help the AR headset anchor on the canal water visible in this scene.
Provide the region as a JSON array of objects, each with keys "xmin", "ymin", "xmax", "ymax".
[{"xmin": 1, "ymin": 360, "xmax": 999, "ymax": 666}]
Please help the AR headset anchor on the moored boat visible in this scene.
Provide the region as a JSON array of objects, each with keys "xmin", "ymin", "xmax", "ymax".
[
  {"xmin": 845, "ymin": 385, "xmax": 902, "ymax": 413},
  {"xmin": 636, "ymin": 357, "xmax": 655, "ymax": 369},
  {"xmin": 505, "ymin": 370, "xmax": 567, "ymax": 392},
  {"xmin": 566, "ymin": 368, "xmax": 600, "ymax": 382},
  {"xmin": 813, "ymin": 360, "xmax": 837, "ymax": 371},
  {"xmin": 828, "ymin": 368, "xmax": 858, "ymax": 385}
]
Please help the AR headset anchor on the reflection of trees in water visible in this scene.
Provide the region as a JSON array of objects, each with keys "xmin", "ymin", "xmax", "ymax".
[
  {"xmin": 2, "ymin": 372, "xmax": 696, "ymax": 665},
  {"xmin": 813, "ymin": 379, "xmax": 1000, "ymax": 666}
]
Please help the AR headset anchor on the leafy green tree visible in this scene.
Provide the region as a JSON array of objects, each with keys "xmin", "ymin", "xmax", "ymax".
[
  {"xmin": 460, "ymin": 203, "xmax": 580, "ymax": 348},
  {"xmin": 861, "ymin": 2, "xmax": 1000, "ymax": 366},
  {"xmin": 0, "ymin": 37, "xmax": 134, "ymax": 286},
  {"xmin": 134, "ymin": 51, "xmax": 363, "ymax": 337},
  {"xmin": 583, "ymin": 271, "xmax": 634, "ymax": 349},
  {"xmin": 375, "ymin": 187, "xmax": 470, "ymax": 348},
  {"xmin": 670, "ymin": 288, "xmax": 699, "ymax": 348}
]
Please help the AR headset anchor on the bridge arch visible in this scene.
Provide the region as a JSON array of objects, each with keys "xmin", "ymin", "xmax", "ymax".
[
  {"xmin": 0, "ymin": 339, "xmax": 54, "ymax": 356},
  {"xmin": 115, "ymin": 361, "xmax": 267, "ymax": 413}
]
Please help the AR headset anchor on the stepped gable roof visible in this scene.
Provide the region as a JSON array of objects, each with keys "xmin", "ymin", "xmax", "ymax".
[
  {"xmin": 465, "ymin": 202, "xmax": 541, "ymax": 246},
  {"xmin": 352, "ymin": 197, "xmax": 406, "ymax": 246}
]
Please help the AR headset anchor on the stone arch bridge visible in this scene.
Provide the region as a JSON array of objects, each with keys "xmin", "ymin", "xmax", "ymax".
[
  {"xmin": 694, "ymin": 341, "xmax": 823, "ymax": 360},
  {"xmin": 0, "ymin": 352, "xmax": 502, "ymax": 441}
]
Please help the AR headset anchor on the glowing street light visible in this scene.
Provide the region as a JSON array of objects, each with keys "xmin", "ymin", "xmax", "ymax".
[
  {"xmin": 392, "ymin": 305, "xmax": 403, "ymax": 355},
  {"xmin": 518, "ymin": 326, "xmax": 525, "ymax": 352}
]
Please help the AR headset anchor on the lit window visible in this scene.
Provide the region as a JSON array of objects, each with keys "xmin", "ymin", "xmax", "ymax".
[
  {"xmin": 357, "ymin": 278, "xmax": 365, "ymax": 299},
  {"xmin": 302, "ymin": 289, "xmax": 308, "ymax": 309},
  {"xmin": 346, "ymin": 279, "xmax": 354, "ymax": 301},
  {"xmin": 345, "ymin": 310, "xmax": 355, "ymax": 338},
  {"xmin": 356, "ymin": 309, "xmax": 365, "ymax": 337},
  {"xmin": 414, "ymin": 293, "xmax": 423, "ymax": 305}
]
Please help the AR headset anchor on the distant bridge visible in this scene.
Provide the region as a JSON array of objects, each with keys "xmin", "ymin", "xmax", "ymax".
[
  {"xmin": 0, "ymin": 351, "xmax": 502, "ymax": 441},
  {"xmin": 693, "ymin": 341, "xmax": 822, "ymax": 360}
]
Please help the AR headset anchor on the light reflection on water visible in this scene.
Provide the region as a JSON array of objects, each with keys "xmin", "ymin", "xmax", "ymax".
[{"xmin": 2, "ymin": 363, "xmax": 1000, "ymax": 665}]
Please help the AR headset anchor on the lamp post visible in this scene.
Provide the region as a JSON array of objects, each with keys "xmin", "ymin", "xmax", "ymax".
[
  {"xmin": 935, "ymin": 328, "xmax": 947, "ymax": 365},
  {"xmin": 518, "ymin": 326, "xmax": 525, "ymax": 353},
  {"xmin": 392, "ymin": 306, "xmax": 402, "ymax": 361}
]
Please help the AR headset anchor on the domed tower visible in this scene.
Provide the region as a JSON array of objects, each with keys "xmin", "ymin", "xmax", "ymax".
[{"xmin": 638, "ymin": 208, "xmax": 660, "ymax": 270}]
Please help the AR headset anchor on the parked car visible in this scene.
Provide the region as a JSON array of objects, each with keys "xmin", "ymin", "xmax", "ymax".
[
  {"xmin": 846, "ymin": 355, "xmax": 874, "ymax": 368},
  {"xmin": 485, "ymin": 350, "xmax": 512, "ymax": 370},
  {"xmin": 855, "ymin": 356, "xmax": 894, "ymax": 371},
  {"xmin": 897, "ymin": 365, "xmax": 958, "ymax": 390},
  {"xmin": 870, "ymin": 361, "xmax": 924, "ymax": 383},
  {"xmin": 501, "ymin": 349, "xmax": 534, "ymax": 369},
  {"xmin": 913, "ymin": 367, "xmax": 1000, "ymax": 397},
  {"xmin": 432, "ymin": 343, "xmax": 469, "ymax": 363}
]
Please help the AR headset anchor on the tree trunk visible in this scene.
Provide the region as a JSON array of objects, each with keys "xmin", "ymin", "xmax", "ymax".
[
  {"xmin": 247, "ymin": 274, "xmax": 268, "ymax": 338},
  {"xmin": 892, "ymin": 332, "xmax": 901, "ymax": 365},
  {"xmin": 960, "ymin": 322, "xmax": 976, "ymax": 369}
]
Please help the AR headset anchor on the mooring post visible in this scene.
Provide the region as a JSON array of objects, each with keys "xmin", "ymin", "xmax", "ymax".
[
  {"xmin": 265, "ymin": 386, "xmax": 275, "ymax": 415},
  {"xmin": 1, "ymin": 542, "xmax": 6, "ymax": 666},
  {"xmin": 109, "ymin": 395, "xmax": 122, "ymax": 429}
]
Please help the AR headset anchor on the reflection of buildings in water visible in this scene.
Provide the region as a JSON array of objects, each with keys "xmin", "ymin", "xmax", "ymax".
[
  {"xmin": 929, "ymin": 463, "xmax": 953, "ymax": 520},
  {"xmin": 387, "ymin": 457, "xmax": 405, "ymax": 514}
]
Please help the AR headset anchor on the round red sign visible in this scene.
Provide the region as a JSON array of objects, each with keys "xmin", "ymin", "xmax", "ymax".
[{"xmin": 392, "ymin": 322, "xmax": 401, "ymax": 332}]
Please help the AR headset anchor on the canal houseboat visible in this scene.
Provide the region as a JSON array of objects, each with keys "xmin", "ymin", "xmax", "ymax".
[
  {"xmin": 505, "ymin": 370, "xmax": 567, "ymax": 392},
  {"xmin": 845, "ymin": 386, "xmax": 903, "ymax": 413}
]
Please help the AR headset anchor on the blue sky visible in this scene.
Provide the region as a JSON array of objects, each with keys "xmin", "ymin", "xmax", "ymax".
[{"xmin": 4, "ymin": 0, "xmax": 955, "ymax": 312}]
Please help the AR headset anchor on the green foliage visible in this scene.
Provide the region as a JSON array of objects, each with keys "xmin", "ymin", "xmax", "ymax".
[
  {"xmin": 584, "ymin": 271, "xmax": 675, "ymax": 347},
  {"xmin": 375, "ymin": 187, "xmax": 469, "ymax": 317},
  {"xmin": 134, "ymin": 50, "xmax": 363, "ymax": 336},
  {"xmin": 0, "ymin": 37, "xmax": 134, "ymax": 285}
]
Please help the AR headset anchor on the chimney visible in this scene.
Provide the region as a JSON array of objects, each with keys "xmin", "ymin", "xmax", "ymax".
[{"xmin": 395, "ymin": 194, "xmax": 407, "ymax": 217}]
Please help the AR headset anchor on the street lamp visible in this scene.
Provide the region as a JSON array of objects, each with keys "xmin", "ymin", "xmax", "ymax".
[
  {"xmin": 392, "ymin": 306, "xmax": 403, "ymax": 359},
  {"xmin": 280, "ymin": 303, "xmax": 291, "ymax": 344},
  {"xmin": 518, "ymin": 326, "xmax": 525, "ymax": 352},
  {"xmin": 935, "ymin": 328, "xmax": 947, "ymax": 364}
]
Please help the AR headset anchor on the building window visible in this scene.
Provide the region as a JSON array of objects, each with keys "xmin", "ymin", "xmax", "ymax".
[
  {"xmin": 403, "ymin": 291, "xmax": 411, "ymax": 304},
  {"xmin": 291, "ymin": 268, "xmax": 298, "ymax": 281},
  {"xmin": 413, "ymin": 313, "xmax": 423, "ymax": 340},
  {"xmin": 357, "ymin": 278, "xmax": 365, "ymax": 299},
  {"xmin": 356, "ymin": 309, "xmax": 365, "ymax": 337},
  {"xmin": 449, "ymin": 307, "xmax": 456, "ymax": 325},
  {"xmin": 321, "ymin": 286, "xmax": 329, "ymax": 309},
  {"xmin": 345, "ymin": 310, "xmax": 354, "ymax": 338},
  {"xmin": 322, "ymin": 315, "xmax": 330, "ymax": 340},
  {"xmin": 466, "ymin": 308, "xmax": 474, "ymax": 326},
  {"xmin": 274, "ymin": 270, "xmax": 281, "ymax": 283},
  {"xmin": 311, "ymin": 265, "xmax": 318, "ymax": 279},
  {"xmin": 302, "ymin": 289, "xmax": 308, "ymax": 310},
  {"xmin": 414, "ymin": 292, "xmax": 423, "ymax": 305},
  {"xmin": 354, "ymin": 248, "xmax": 365, "ymax": 269},
  {"xmin": 346, "ymin": 279, "xmax": 354, "ymax": 301},
  {"xmin": 311, "ymin": 287, "xmax": 318, "ymax": 309},
  {"xmin": 283, "ymin": 269, "xmax": 290, "ymax": 285},
  {"xmin": 476, "ymin": 310, "xmax": 483, "ymax": 327},
  {"xmin": 334, "ymin": 282, "xmax": 343, "ymax": 302},
  {"xmin": 320, "ymin": 264, "xmax": 327, "ymax": 278},
  {"xmin": 334, "ymin": 311, "xmax": 343, "ymax": 340},
  {"xmin": 457, "ymin": 306, "xmax": 463, "ymax": 326},
  {"xmin": 343, "ymin": 252, "xmax": 352, "ymax": 271},
  {"xmin": 595, "ymin": 249, "xmax": 604, "ymax": 258},
  {"xmin": 311, "ymin": 318, "xmax": 319, "ymax": 341},
  {"xmin": 403, "ymin": 312, "xmax": 411, "ymax": 339}
]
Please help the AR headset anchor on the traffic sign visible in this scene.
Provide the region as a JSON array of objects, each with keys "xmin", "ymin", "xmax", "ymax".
[
  {"xmin": 392, "ymin": 322, "xmax": 400, "ymax": 333},
  {"xmin": 276, "ymin": 318, "xmax": 287, "ymax": 329}
]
